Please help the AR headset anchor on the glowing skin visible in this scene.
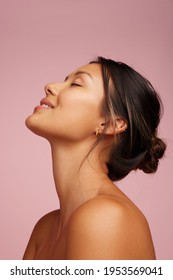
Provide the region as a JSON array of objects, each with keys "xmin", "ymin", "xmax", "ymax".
[
  {"xmin": 23, "ymin": 63, "xmax": 156, "ymax": 260},
  {"xmin": 26, "ymin": 64, "xmax": 105, "ymax": 143}
]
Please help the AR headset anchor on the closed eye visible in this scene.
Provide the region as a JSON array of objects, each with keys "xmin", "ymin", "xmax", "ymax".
[{"xmin": 71, "ymin": 83, "xmax": 81, "ymax": 87}]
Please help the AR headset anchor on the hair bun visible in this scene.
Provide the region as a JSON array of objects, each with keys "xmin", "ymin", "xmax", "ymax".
[{"xmin": 138, "ymin": 137, "xmax": 166, "ymax": 173}]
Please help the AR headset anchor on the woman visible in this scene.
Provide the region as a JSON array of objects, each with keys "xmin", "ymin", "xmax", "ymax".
[{"xmin": 23, "ymin": 57, "xmax": 166, "ymax": 260}]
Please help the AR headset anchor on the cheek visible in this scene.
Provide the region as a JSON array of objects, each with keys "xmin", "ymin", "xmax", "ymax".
[
  {"xmin": 53, "ymin": 104, "xmax": 98, "ymax": 135},
  {"xmin": 50, "ymin": 98, "xmax": 101, "ymax": 140},
  {"xmin": 66, "ymin": 94, "xmax": 101, "ymax": 120}
]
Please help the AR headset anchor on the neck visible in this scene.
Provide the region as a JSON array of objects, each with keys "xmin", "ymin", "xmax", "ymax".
[{"xmin": 50, "ymin": 138, "xmax": 108, "ymax": 227}]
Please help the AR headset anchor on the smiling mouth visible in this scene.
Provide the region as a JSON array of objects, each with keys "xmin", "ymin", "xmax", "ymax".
[
  {"xmin": 33, "ymin": 98, "xmax": 56, "ymax": 112},
  {"xmin": 34, "ymin": 103, "xmax": 54, "ymax": 113},
  {"xmin": 40, "ymin": 98, "xmax": 55, "ymax": 109},
  {"xmin": 40, "ymin": 104, "xmax": 52, "ymax": 109}
]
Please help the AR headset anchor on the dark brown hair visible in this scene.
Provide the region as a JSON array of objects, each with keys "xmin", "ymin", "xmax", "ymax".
[{"xmin": 90, "ymin": 57, "xmax": 166, "ymax": 181}]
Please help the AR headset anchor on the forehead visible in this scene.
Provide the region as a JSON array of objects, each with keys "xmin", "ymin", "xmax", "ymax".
[
  {"xmin": 72, "ymin": 63, "xmax": 103, "ymax": 82},
  {"xmin": 76, "ymin": 62, "xmax": 101, "ymax": 74}
]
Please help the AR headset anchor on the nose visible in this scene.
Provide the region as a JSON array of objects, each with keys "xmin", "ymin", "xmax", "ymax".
[{"xmin": 44, "ymin": 82, "xmax": 60, "ymax": 96}]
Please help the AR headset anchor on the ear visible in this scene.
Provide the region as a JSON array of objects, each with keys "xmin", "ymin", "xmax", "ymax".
[{"xmin": 103, "ymin": 117, "xmax": 127, "ymax": 136}]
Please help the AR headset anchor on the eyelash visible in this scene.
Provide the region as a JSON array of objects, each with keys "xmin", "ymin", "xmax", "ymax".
[{"xmin": 71, "ymin": 83, "xmax": 81, "ymax": 87}]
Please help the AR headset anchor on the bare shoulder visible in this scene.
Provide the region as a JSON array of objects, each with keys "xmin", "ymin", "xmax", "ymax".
[
  {"xmin": 66, "ymin": 195, "xmax": 156, "ymax": 260},
  {"xmin": 23, "ymin": 209, "xmax": 59, "ymax": 259},
  {"xmin": 31, "ymin": 209, "xmax": 60, "ymax": 241},
  {"xmin": 69, "ymin": 195, "xmax": 148, "ymax": 233},
  {"xmin": 34, "ymin": 210, "xmax": 59, "ymax": 233}
]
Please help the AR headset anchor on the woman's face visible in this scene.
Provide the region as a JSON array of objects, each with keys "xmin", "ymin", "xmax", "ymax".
[{"xmin": 25, "ymin": 63, "xmax": 105, "ymax": 142}]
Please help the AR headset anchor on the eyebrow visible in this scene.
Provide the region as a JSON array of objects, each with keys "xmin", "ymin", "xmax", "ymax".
[{"xmin": 65, "ymin": 70, "xmax": 94, "ymax": 82}]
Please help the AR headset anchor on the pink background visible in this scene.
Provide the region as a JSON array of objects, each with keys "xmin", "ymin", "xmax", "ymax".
[{"xmin": 0, "ymin": 0, "xmax": 173, "ymax": 259}]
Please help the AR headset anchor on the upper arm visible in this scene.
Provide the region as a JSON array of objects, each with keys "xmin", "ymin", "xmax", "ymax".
[{"xmin": 65, "ymin": 198, "xmax": 155, "ymax": 260}]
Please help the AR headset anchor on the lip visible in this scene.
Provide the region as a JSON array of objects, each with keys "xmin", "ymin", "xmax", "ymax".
[
  {"xmin": 33, "ymin": 98, "xmax": 56, "ymax": 113},
  {"xmin": 40, "ymin": 98, "xmax": 55, "ymax": 108}
]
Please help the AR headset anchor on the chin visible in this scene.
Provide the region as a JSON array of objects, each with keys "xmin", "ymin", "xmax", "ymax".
[
  {"xmin": 25, "ymin": 114, "xmax": 44, "ymax": 137},
  {"xmin": 25, "ymin": 113, "xmax": 36, "ymax": 130},
  {"xmin": 25, "ymin": 114, "xmax": 56, "ymax": 143},
  {"xmin": 25, "ymin": 114, "xmax": 32, "ymax": 128}
]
